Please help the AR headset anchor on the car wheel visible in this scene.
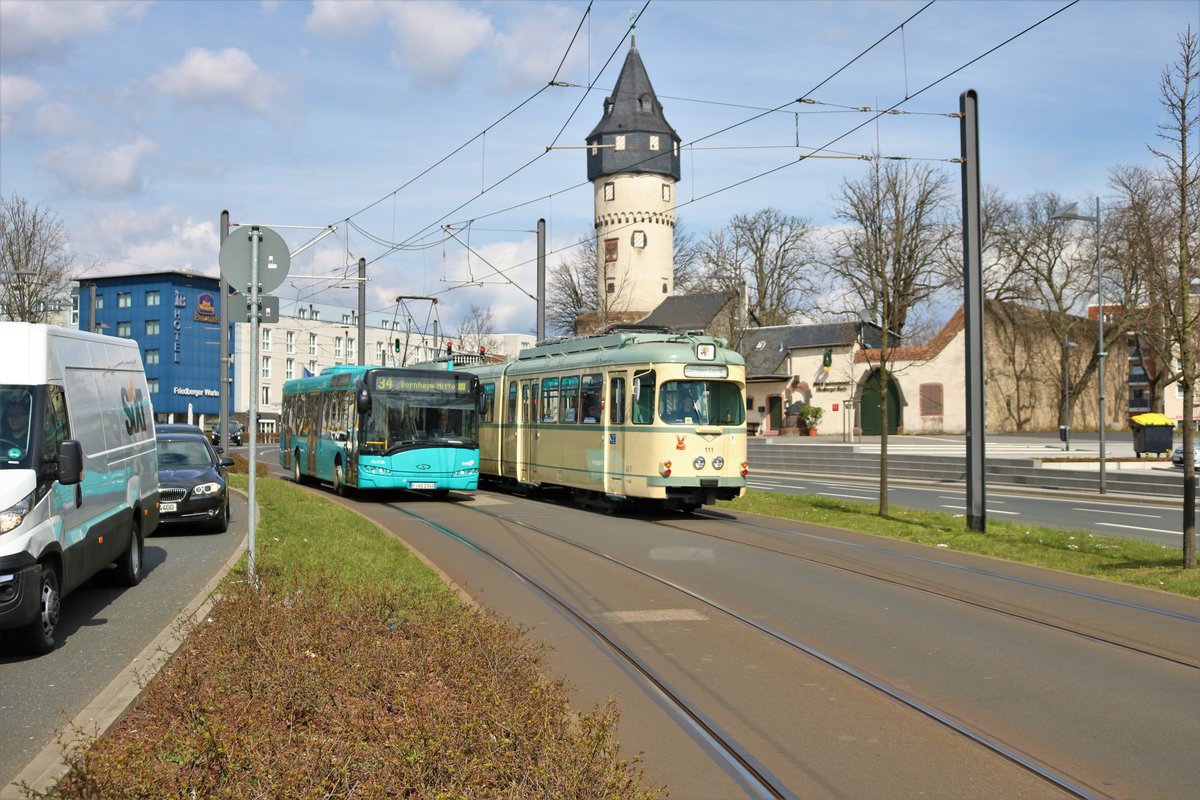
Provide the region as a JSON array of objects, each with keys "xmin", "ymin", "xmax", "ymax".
[
  {"xmin": 115, "ymin": 515, "xmax": 144, "ymax": 587},
  {"xmin": 211, "ymin": 498, "xmax": 230, "ymax": 533},
  {"xmin": 18, "ymin": 565, "xmax": 61, "ymax": 655}
]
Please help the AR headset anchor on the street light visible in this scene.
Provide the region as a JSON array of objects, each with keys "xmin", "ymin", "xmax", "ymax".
[{"xmin": 1052, "ymin": 199, "xmax": 1105, "ymax": 493}]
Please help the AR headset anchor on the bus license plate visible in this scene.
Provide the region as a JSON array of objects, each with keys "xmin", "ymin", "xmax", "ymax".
[
  {"xmin": 410, "ymin": 482, "xmax": 436, "ymax": 490},
  {"xmin": 161, "ymin": 502, "xmax": 178, "ymax": 512}
]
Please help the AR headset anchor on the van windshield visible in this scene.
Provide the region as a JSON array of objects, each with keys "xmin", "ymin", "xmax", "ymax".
[{"xmin": 1, "ymin": 385, "xmax": 36, "ymax": 468}]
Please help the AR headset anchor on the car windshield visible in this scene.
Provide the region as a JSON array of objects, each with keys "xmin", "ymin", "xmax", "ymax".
[{"xmin": 158, "ymin": 439, "xmax": 214, "ymax": 468}]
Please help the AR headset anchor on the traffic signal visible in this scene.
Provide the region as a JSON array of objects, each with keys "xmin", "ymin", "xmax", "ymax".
[
  {"xmin": 446, "ymin": 341, "xmax": 454, "ymax": 356},
  {"xmin": 822, "ymin": 348, "xmax": 833, "ymax": 369},
  {"xmin": 393, "ymin": 338, "xmax": 401, "ymax": 353}
]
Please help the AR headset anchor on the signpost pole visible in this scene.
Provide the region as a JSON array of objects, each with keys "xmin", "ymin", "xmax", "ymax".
[{"xmin": 247, "ymin": 227, "xmax": 260, "ymax": 578}]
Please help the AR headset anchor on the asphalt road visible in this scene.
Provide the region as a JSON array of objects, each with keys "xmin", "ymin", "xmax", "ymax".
[
  {"xmin": 748, "ymin": 474, "xmax": 1184, "ymax": 546},
  {"xmin": 0, "ymin": 495, "xmax": 247, "ymax": 794}
]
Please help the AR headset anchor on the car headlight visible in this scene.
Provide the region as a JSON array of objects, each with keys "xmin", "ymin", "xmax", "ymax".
[
  {"xmin": 191, "ymin": 482, "xmax": 223, "ymax": 497},
  {"xmin": 0, "ymin": 490, "xmax": 35, "ymax": 534}
]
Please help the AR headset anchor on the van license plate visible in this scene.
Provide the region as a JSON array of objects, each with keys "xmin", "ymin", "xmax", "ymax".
[
  {"xmin": 410, "ymin": 482, "xmax": 436, "ymax": 490},
  {"xmin": 161, "ymin": 502, "xmax": 178, "ymax": 512}
]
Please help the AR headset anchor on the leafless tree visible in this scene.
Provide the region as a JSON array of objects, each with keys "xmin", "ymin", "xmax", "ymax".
[
  {"xmin": 545, "ymin": 235, "xmax": 597, "ymax": 336},
  {"xmin": 1142, "ymin": 27, "xmax": 1199, "ymax": 568},
  {"xmin": 0, "ymin": 195, "xmax": 77, "ymax": 323},
  {"xmin": 827, "ymin": 160, "xmax": 955, "ymax": 515},
  {"xmin": 699, "ymin": 207, "xmax": 818, "ymax": 334},
  {"xmin": 454, "ymin": 303, "xmax": 502, "ymax": 356}
]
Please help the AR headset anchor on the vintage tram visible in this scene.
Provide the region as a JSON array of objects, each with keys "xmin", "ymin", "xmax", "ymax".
[{"xmin": 470, "ymin": 327, "xmax": 748, "ymax": 512}]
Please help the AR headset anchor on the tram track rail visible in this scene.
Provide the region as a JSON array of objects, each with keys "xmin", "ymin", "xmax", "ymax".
[{"xmin": 395, "ymin": 491, "xmax": 1119, "ymax": 800}]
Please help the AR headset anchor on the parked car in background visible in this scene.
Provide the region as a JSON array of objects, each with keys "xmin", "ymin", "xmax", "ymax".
[
  {"xmin": 211, "ymin": 420, "xmax": 243, "ymax": 447},
  {"xmin": 157, "ymin": 432, "xmax": 233, "ymax": 533},
  {"xmin": 1171, "ymin": 445, "xmax": 1200, "ymax": 468},
  {"xmin": 156, "ymin": 423, "xmax": 205, "ymax": 438}
]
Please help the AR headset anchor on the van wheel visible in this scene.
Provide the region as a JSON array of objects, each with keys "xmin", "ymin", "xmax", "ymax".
[
  {"xmin": 116, "ymin": 516, "xmax": 144, "ymax": 587},
  {"xmin": 18, "ymin": 565, "xmax": 61, "ymax": 655}
]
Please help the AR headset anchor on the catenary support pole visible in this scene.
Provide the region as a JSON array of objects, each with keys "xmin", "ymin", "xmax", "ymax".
[{"xmin": 960, "ymin": 90, "xmax": 986, "ymax": 533}]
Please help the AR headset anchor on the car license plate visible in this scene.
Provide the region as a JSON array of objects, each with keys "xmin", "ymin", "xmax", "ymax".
[
  {"xmin": 161, "ymin": 502, "xmax": 178, "ymax": 512},
  {"xmin": 410, "ymin": 482, "xmax": 436, "ymax": 490}
]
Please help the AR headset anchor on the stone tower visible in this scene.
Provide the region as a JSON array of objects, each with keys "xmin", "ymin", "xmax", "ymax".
[{"xmin": 585, "ymin": 41, "xmax": 681, "ymax": 324}]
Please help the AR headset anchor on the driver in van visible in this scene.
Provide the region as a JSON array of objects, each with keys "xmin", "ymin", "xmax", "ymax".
[{"xmin": 2, "ymin": 395, "xmax": 30, "ymax": 449}]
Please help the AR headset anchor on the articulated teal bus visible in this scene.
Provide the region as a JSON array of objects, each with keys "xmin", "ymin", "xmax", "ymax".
[{"xmin": 280, "ymin": 365, "xmax": 481, "ymax": 497}]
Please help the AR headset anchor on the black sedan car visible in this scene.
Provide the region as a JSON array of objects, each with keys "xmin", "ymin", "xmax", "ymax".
[
  {"xmin": 211, "ymin": 420, "xmax": 243, "ymax": 447},
  {"xmin": 156, "ymin": 432, "xmax": 234, "ymax": 533}
]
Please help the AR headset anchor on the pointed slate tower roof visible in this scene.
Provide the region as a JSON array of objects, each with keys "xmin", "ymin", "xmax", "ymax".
[{"xmin": 586, "ymin": 42, "xmax": 681, "ymax": 182}]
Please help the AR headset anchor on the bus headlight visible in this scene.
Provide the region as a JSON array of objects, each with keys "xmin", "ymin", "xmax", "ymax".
[
  {"xmin": 0, "ymin": 490, "xmax": 34, "ymax": 534},
  {"xmin": 712, "ymin": 456, "xmax": 724, "ymax": 470}
]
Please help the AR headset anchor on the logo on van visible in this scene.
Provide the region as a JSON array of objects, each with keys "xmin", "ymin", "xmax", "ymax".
[{"xmin": 121, "ymin": 381, "xmax": 149, "ymax": 435}]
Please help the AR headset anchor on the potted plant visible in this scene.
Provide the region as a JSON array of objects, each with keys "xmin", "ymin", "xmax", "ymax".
[{"xmin": 797, "ymin": 404, "xmax": 823, "ymax": 434}]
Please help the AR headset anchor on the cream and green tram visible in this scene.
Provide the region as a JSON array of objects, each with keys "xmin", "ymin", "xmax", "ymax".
[{"xmin": 472, "ymin": 328, "xmax": 748, "ymax": 512}]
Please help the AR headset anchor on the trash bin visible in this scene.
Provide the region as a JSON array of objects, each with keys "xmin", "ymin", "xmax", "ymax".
[{"xmin": 1130, "ymin": 412, "xmax": 1175, "ymax": 457}]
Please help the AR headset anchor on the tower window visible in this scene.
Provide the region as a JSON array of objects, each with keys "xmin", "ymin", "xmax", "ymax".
[
  {"xmin": 607, "ymin": 282, "xmax": 616, "ymax": 294},
  {"xmin": 604, "ymin": 182, "xmax": 615, "ymax": 202},
  {"xmin": 631, "ymin": 231, "xmax": 647, "ymax": 249},
  {"xmin": 662, "ymin": 283, "xmax": 668, "ymax": 293},
  {"xmin": 662, "ymin": 184, "xmax": 671, "ymax": 202},
  {"xmin": 614, "ymin": 135, "xmax": 626, "ymax": 151},
  {"xmin": 649, "ymin": 135, "xmax": 660, "ymax": 151},
  {"xmin": 604, "ymin": 239, "xmax": 618, "ymax": 263},
  {"xmin": 674, "ymin": 141, "xmax": 680, "ymax": 157}
]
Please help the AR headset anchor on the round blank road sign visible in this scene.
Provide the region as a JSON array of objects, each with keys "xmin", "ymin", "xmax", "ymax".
[{"xmin": 219, "ymin": 225, "xmax": 291, "ymax": 294}]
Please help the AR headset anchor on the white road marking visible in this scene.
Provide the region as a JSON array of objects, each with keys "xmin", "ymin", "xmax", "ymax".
[
  {"xmin": 1098, "ymin": 522, "xmax": 1180, "ymax": 536},
  {"xmin": 941, "ymin": 505, "xmax": 1019, "ymax": 515},
  {"xmin": 1072, "ymin": 507, "xmax": 1161, "ymax": 519},
  {"xmin": 597, "ymin": 609, "xmax": 708, "ymax": 624}
]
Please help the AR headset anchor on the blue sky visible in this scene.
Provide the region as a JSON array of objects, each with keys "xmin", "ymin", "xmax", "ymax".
[{"xmin": 1, "ymin": 0, "xmax": 1197, "ymax": 336}]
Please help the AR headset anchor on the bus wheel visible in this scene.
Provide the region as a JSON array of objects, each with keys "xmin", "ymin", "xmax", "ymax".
[
  {"xmin": 19, "ymin": 564, "xmax": 61, "ymax": 655},
  {"xmin": 333, "ymin": 459, "xmax": 348, "ymax": 496}
]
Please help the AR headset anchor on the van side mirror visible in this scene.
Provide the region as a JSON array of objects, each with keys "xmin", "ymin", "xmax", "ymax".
[
  {"xmin": 220, "ymin": 457, "xmax": 235, "ymax": 467},
  {"xmin": 57, "ymin": 440, "xmax": 83, "ymax": 486}
]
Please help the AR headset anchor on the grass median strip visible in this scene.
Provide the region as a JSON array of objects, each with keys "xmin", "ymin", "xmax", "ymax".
[
  {"xmin": 41, "ymin": 476, "xmax": 661, "ymax": 800},
  {"xmin": 719, "ymin": 490, "xmax": 1200, "ymax": 598}
]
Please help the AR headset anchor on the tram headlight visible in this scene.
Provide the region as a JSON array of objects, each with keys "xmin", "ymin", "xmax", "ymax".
[
  {"xmin": 740, "ymin": 461, "xmax": 749, "ymax": 477},
  {"xmin": 712, "ymin": 456, "xmax": 724, "ymax": 470},
  {"xmin": 659, "ymin": 460, "xmax": 672, "ymax": 477},
  {"xmin": 692, "ymin": 456, "xmax": 706, "ymax": 470}
]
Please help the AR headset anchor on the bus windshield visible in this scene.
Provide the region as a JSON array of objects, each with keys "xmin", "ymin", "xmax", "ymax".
[
  {"xmin": 658, "ymin": 380, "xmax": 745, "ymax": 426},
  {"xmin": 359, "ymin": 372, "xmax": 480, "ymax": 455}
]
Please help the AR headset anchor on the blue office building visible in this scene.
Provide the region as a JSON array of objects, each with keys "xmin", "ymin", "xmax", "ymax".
[{"xmin": 76, "ymin": 271, "xmax": 234, "ymax": 422}]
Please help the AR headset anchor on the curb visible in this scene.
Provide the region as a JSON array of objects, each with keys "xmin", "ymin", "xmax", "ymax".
[{"xmin": 2, "ymin": 511, "xmax": 250, "ymax": 799}]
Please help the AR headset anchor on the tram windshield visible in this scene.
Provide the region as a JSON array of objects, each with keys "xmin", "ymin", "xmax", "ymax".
[{"xmin": 658, "ymin": 380, "xmax": 745, "ymax": 426}]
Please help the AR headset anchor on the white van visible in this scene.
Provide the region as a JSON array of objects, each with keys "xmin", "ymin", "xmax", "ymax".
[{"xmin": 0, "ymin": 323, "xmax": 159, "ymax": 654}]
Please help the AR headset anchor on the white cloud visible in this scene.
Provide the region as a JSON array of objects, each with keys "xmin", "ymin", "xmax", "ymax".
[
  {"xmin": 33, "ymin": 102, "xmax": 82, "ymax": 137},
  {"xmin": 150, "ymin": 48, "xmax": 281, "ymax": 114},
  {"xmin": 72, "ymin": 205, "xmax": 219, "ymax": 277},
  {"xmin": 0, "ymin": 74, "xmax": 42, "ymax": 133},
  {"xmin": 0, "ymin": 0, "xmax": 144, "ymax": 66},
  {"xmin": 305, "ymin": 0, "xmax": 383, "ymax": 39},
  {"xmin": 383, "ymin": 1, "xmax": 494, "ymax": 84},
  {"xmin": 489, "ymin": 5, "xmax": 586, "ymax": 88},
  {"xmin": 40, "ymin": 136, "xmax": 157, "ymax": 197}
]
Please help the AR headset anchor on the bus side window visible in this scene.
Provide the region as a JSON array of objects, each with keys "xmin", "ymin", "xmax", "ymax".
[{"xmin": 609, "ymin": 377, "xmax": 625, "ymax": 424}]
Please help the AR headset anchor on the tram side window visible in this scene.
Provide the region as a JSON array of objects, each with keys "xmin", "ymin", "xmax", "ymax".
[
  {"xmin": 541, "ymin": 377, "xmax": 560, "ymax": 423},
  {"xmin": 581, "ymin": 374, "xmax": 602, "ymax": 423},
  {"xmin": 481, "ymin": 382, "xmax": 496, "ymax": 423},
  {"xmin": 522, "ymin": 382, "xmax": 538, "ymax": 424},
  {"xmin": 561, "ymin": 375, "xmax": 580, "ymax": 423},
  {"xmin": 609, "ymin": 377, "xmax": 625, "ymax": 424},
  {"xmin": 632, "ymin": 370, "xmax": 655, "ymax": 424},
  {"xmin": 507, "ymin": 382, "xmax": 518, "ymax": 423}
]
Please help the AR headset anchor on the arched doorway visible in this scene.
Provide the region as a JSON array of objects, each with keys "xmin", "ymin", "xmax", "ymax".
[{"xmin": 860, "ymin": 370, "xmax": 901, "ymax": 435}]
